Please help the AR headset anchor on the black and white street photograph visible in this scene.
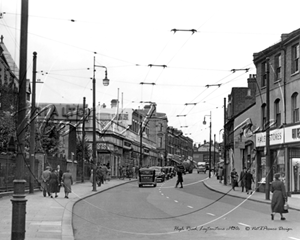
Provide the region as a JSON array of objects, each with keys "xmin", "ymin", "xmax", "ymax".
[{"xmin": 0, "ymin": 1, "xmax": 300, "ymax": 239}]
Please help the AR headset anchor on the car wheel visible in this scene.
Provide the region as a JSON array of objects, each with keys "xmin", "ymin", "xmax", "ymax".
[
  {"xmin": 153, "ymin": 184, "xmax": 157, "ymax": 187},
  {"xmin": 139, "ymin": 184, "xmax": 142, "ymax": 187}
]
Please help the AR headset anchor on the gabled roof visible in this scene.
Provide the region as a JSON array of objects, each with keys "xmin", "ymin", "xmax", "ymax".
[{"xmin": 0, "ymin": 35, "xmax": 19, "ymax": 79}]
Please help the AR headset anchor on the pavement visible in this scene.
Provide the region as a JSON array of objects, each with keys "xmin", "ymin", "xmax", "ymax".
[
  {"xmin": 0, "ymin": 175, "xmax": 299, "ymax": 240},
  {"xmin": 0, "ymin": 178, "xmax": 137, "ymax": 240},
  {"xmin": 203, "ymin": 175, "xmax": 300, "ymax": 212}
]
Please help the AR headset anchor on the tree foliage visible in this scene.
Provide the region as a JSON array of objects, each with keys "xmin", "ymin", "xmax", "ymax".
[
  {"xmin": 0, "ymin": 111, "xmax": 16, "ymax": 153},
  {"xmin": 76, "ymin": 135, "xmax": 92, "ymax": 163}
]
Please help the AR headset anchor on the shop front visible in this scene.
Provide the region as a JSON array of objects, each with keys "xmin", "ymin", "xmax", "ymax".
[{"xmin": 255, "ymin": 125, "xmax": 300, "ymax": 195}]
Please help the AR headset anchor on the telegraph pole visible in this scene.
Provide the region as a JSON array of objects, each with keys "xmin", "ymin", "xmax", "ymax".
[
  {"xmin": 29, "ymin": 52, "xmax": 37, "ymax": 194},
  {"xmin": 81, "ymin": 97, "xmax": 86, "ymax": 183},
  {"xmin": 224, "ymin": 98, "xmax": 227, "ymax": 185},
  {"xmin": 265, "ymin": 58, "xmax": 271, "ymax": 200},
  {"xmin": 209, "ymin": 114, "xmax": 212, "ymax": 178},
  {"xmin": 139, "ymin": 116, "xmax": 143, "ymax": 167},
  {"xmin": 11, "ymin": 1, "xmax": 28, "ymax": 239}
]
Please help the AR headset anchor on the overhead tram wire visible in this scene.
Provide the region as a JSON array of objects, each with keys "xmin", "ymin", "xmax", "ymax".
[{"xmin": 0, "ymin": 22, "xmax": 137, "ymax": 66}]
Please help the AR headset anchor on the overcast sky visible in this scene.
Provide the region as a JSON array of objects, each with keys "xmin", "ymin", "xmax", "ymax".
[{"xmin": 1, "ymin": 0, "xmax": 300, "ymax": 144}]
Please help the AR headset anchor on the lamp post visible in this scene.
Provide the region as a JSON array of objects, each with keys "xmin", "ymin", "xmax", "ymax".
[
  {"xmin": 92, "ymin": 56, "xmax": 109, "ymax": 191},
  {"xmin": 203, "ymin": 112, "xmax": 212, "ymax": 178}
]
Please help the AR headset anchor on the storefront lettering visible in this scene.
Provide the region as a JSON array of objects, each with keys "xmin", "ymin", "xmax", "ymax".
[
  {"xmin": 292, "ymin": 128, "xmax": 300, "ymax": 139},
  {"xmin": 257, "ymin": 132, "xmax": 282, "ymax": 143}
]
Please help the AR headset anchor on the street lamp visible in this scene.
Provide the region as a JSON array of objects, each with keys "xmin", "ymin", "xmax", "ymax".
[
  {"xmin": 203, "ymin": 112, "xmax": 212, "ymax": 178},
  {"xmin": 92, "ymin": 56, "xmax": 109, "ymax": 191}
]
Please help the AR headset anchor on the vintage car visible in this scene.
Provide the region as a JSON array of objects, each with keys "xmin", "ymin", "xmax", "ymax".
[
  {"xmin": 149, "ymin": 166, "xmax": 165, "ymax": 182},
  {"xmin": 162, "ymin": 167, "xmax": 171, "ymax": 180},
  {"xmin": 138, "ymin": 168, "xmax": 156, "ymax": 187},
  {"xmin": 197, "ymin": 162, "xmax": 206, "ymax": 174}
]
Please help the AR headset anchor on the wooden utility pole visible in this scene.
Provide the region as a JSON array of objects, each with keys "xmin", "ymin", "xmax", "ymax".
[
  {"xmin": 139, "ymin": 116, "xmax": 143, "ymax": 167},
  {"xmin": 11, "ymin": 1, "xmax": 28, "ymax": 239},
  {"xmin": 81, "ymin": 97, "xmax": 86, "ymax": 183},
  {"xmin": 29, "ymin": 52, "xmax": 37, "ymax": 194},
  {"xmin": 266, "ymin": 58, "xmax": 271, "ymax": 200},
  {"xmin": 224, "ymin": 98, "xmax": 227, "ymax": 185}
]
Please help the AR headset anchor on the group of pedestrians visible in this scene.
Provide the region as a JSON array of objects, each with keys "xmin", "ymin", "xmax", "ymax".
[
  {"xmin": 41, "ymin": 165, "xmax": 73, "ymax": 199},
  {"xmin": 231, "ymin": 167, "xmax": 254, "ymax": 194},
  {"xmin": 91, "ymin": 163, "xmax": 111, "ymax": 187},
  {"xmin": 222, "ymin": 166, "xmax": 288, "ymax": 221},
  {"xmin": 118, "ymin": 165, "xmax": 139, "ymax": 180}
]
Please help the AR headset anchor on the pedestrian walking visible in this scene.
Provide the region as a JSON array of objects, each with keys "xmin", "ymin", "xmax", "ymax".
[
  {"xmin": 240, "ymin": 167, "xmax": 246, "ymax": 192},
  {"xmin": 41, "ymin": 166, "xmax": 51, "ymax": 197},
  {"xmin": 90, "ymin": 169, "xmax": 94, "ymax": 186},
  {"xmin": 271, "ymin": 173, "xmax": 288, "ymax": 221},
  {"xmin": 175, "ymin": 163, "xmax": 184, "ymax": 188},
  {"xmin": 49, "ymin": 168, "xmax": 59, "ymax": 198},
  {"xmin": 62, "ymin": 169, "xmax": 73, "ymax": 199},
  {"xmin": 132, "ymin": 165, "xmax": 136, "ymax": 179},
  {"xmin": 101, "ymin": 164, "xmax": 108, "ymax": 183},
  {"xmin": 245, "ymin": 169, "xmax": 254, "ymax": 194},
  {"xmin": 230, "ymin": 168, "xmax": 238, "ymax": 190},
  {"xmin": 96, "ymin": 166, "xmax": 104, "ymax": 186},
  {"xmin": 56, "ymin": 165, "xmax": 63, "ymax": 195},
  {"xmin": 107, "ymin": 167, "xmax": 111, "ymax": 181},
  {"xmin": 218, "ymin": 166, "xmax": 223, "ymax": 183},
  {"xmin": 118, "ymin": 165, "xmax": 123, "ymax": 179},
  {"xmin": 121, "ymin": 165, "xmax": 126, "ymax": 180},
  {"xmin": 135, "ymin": 165, "xmax": 139, "ymax": 179},
  {"xmin": 251, "ymin": 169, "xmax": 256, "ymax": 192},
  {"xmin": 126, "ymin": 165, "xmax": 131, "ymax": 180}
]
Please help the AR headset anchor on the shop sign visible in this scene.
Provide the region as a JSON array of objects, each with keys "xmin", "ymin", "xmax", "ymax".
[
  {"xmin": 255, "ymin": 129, "xmax": 283, "ymax": 147},
  {"xmin": 285, "ymin": 125, "xmax": 300, "ymax": 143},
  {"xmin": 143, "ymin": 148, "xmax": 150, "ymax": 155},
  {"xmin": 97, "ymin": 143, "xmax": 114, "ymax": 151},
  {"xmin": 123, "ymin": 141, "xmax": 132, "ymax": 150}
]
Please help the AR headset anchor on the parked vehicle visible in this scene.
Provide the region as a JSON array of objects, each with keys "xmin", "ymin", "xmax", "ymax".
[
  {"xmin": 138, "ymin": 168, "xmax": 156, "ymax": 187},
  {"xmin": 162, "ymin": 167, "xmax": 171, "ymax": 180},
  {"xmin": 169, "ymin": 166, "xmax": 176, "ymax": 177},
  {"xmin": 197, "ymin": 162, "xmax": 206, "ymax": 174},
  {"xmin": 149, "ymin": 166, "xmax": 165, "ymax": 182}
]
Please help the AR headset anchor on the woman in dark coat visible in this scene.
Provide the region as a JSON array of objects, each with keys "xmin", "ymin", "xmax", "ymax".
[
  {"xmin": 271, "ymin": 173, "xmax": 287, "ymax": 221},
  {"xmin": 62, "ymin": 169, "xmax": 73, "ymax": 199},
  {"xmin": 245, "ymin": 170, "xmax": 254, "ymax": 194},
  {"xmin": 48, "ymin": 169, "xmax": 59, "ymax": 198},
  {"xmin": 175, "ymin": 164, "xmax": 184, "ymax": 188}
]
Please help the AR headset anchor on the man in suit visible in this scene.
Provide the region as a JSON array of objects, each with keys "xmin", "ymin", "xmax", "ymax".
[
  {"xmin": 41, "ymin": 166, "xmax": 51, "ymax": 197},
  {"xmin": 240, "ymin": 167, "xmax": 247, "ymax": 192}
]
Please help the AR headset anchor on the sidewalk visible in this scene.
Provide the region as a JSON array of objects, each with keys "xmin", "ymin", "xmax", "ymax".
[
  {"xmin": 203, "ymin": 176, "xmax": 300, "ymax": 211},
  {"xmin": 0, "ymin": 178, "xmax": 137, "ymax": 240}
]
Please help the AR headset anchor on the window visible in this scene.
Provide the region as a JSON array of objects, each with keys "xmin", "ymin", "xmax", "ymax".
[
  {"xmin": 292, "ymin": 92, "xmax": 299, "ymax": 123},
  {"xmin": 159, "ymin": 137, "xmax": 163, "ymax": 148},
  {"xmin": 262, "ymin": 104, "xmax": 267, "ymax": 130},
  {"xmin": 274, "ymin": 99, "xmax": 281, "ymax": 127},
  {"xmin": 292, "ymin": 44, "xmax": 299, "ymax": 74},
  {"xmin": 261, "ymin": 62, "xmax": 268, "ymax": 87},
  {"xmin": 275, "ymin": 54, "xmax": 282, "ymax": 80}
]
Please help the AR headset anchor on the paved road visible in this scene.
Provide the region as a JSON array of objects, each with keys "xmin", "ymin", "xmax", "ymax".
[{"xmin": 73, "ymin": 173, "xmax": 300, "ymax": 240}]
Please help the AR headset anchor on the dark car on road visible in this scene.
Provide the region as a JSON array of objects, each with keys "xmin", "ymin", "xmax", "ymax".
[{"xmin": 138, "ymin": 168, "xmax": 156, "ymax": 187}]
